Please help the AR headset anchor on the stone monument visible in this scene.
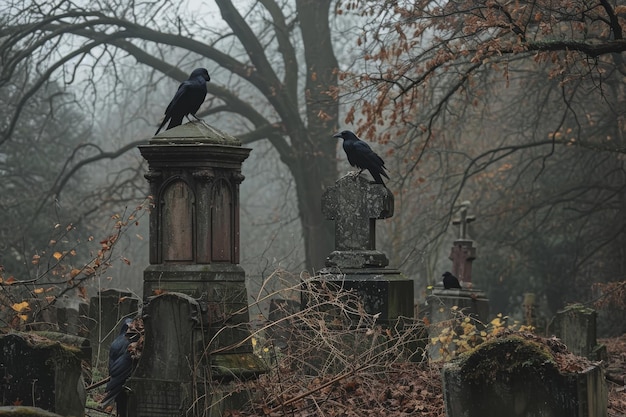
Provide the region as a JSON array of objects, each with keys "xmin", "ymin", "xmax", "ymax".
[
  {"xmin": 427, "ymin": 201, "xmax": 489, "ymax": 360},
  {"xmin": 126, "ymin": 122, "xmax": 265, "ymax": 416},
  {"xmin": 309, "ymin": 175, "xmax": 414, "ymax": 326}
]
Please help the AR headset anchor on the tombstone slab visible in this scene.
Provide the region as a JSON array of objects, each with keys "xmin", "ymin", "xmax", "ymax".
[
  {"xmin": 442, "ymin": 335, "xmax": 607, "ymax": 417},
  {"xmin": 550, "ymin": 303, "xmax": 607, "ymax": 361},
  {"xmin": 126, "ymin": 293, "xmax": 203, "ymax": 416},
  {"xmin": 0, "ymin": 333, "xmax": 85, "ymax": 417},
  {"xmin": 88, "ymin": 288, "xmax": 140, "ymax": 369}
]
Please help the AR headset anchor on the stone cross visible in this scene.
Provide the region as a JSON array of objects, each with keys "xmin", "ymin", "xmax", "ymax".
[
  {"xmin": 322, "ymin": 175, "xmax": 393, "ymax": 268},
  {"xmin": 449, "ymin": 201, "xmax": 477, "ymax": 283},
  {"xmin": 452, "ymin": 201, "xmax": 475, "ymax": 240}
]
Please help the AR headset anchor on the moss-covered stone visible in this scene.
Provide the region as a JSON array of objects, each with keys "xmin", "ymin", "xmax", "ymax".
[
  {"xmin": 442, "ymin": 335, "xmax": 607, "ymax": 417},
  {"xmin": 0, "ymin": 406, "xmax": 63, "ymax": 417},
  {"xmin": 458, "ymin": 336, "xmax": 558, "ymax": 383},
  {"xmin": 0, "ymin": 333, "xmax": 85, "ymax": 417}
]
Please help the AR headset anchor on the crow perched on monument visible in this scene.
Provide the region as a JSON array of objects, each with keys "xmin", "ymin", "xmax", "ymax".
[
  {"xmin": 442, "ymin": 271, "xmax": 462, "ymax": 289},
  {"xmin": 155, "ymin": 68, "xmax": 211, "ymax": 135},
  {"xmin": 101, "ymin": 318, "xmax": 134, "ymax": 413},
  {"xmin": 333, "ymin": 130, "xmax": 389, "ymax": 185}
]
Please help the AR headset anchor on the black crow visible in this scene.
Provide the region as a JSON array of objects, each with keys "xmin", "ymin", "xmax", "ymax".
[
  {"xmin": 101, "ymin": 318, "xmax": 134, "ymax": 412},
  {"xmin": 155, "ymin": 68, "xmax": 211, "ymax": 135},
  {"xmin": 442, "ymin": 271, "xmax": 462, "ymax": 289},
  {"xmin": 333, "ymin": 130, "xmax": 389, "ymax": 185}
]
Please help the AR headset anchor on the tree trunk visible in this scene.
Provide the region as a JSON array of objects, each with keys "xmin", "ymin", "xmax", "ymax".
[{"xmin": 288, "ymin": 0, "xmax": 339, "ymax": 271}]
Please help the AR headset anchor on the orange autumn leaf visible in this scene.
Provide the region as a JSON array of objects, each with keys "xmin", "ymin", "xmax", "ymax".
[
  {"xmin": 77, "ymin": 286, "xmax": 88, "ymax": 300},
  {"xmin": 33, "ymin": 288, "xmax": 44, "ymax": 294},
  {"xmin": 11, "ymin": 301, "xmax": 30, "ymax": 312},
  {"xmin": 52, "ymin": 252, "xmax": 63, "ymax": 261}
]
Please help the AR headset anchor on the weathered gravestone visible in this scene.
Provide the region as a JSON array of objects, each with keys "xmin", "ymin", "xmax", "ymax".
[
  {"xmin": 127, "ymin": 122, "xmax": 265, "ymax": 416},
  {"xmin": 312, "ymin": 175, "xmax": 414, "ymax": 326},
  {"xmin": 427, "ymin": 201, "xmax": 489, "ymax": 360},
  {"xmin": 29, "ymin": 295, "xmax": 90, "ymax": 338},
  {"xmin": 88, "ymin": 288, "xmax": 140, "ymax": 368},
  {"xmin": 126, "ymin": 293, "xmax": 204, "ymax": 416},
  {"xmin": 0, "ymin": 333, "xmax": 85, "ymax": 417},
  {"xmin": 442, "ymin": 334, "xmax": 607, "ymax": 417},
  {"xmin": 550, "ymin": 303, "xmax": 607, "ymax": 361}
]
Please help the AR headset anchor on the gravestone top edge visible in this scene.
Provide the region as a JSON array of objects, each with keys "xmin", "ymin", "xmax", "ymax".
[
  {"xmin": 557, "ymin": 303, "xmax": 596, "ymax": 316},
  {"xmin": 0, "ymin": 406, "xmax": 64, "ymax": 417},
  {"xmin": 151, "ymin": 120, "xmax": 241, "ymax": 146},
  {"xmin": 446, "ymin": 335, "xmax": 559, "ymax": 377},
  {"xmin": 1, "ymin": 332, "xmax": 82, "ymax": 355}
]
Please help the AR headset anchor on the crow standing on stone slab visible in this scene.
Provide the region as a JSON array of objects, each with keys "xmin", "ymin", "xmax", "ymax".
[
  {"xmin": 155, "ymin": 68, "xmax": 211, "ymax": 135},
  {"xmin": 100, "ymin": 318, "xmax": 134, "ymax": 413},
  {"xmin": 333, "ymin": 130, "xmax": 389, "ymax": 185},
  {"xmin": 442, "ymin": 271, "xmax": 462, "ymax": 289}
]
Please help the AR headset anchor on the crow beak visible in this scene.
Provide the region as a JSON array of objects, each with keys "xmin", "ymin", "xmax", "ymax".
[{"xmin": 332, "ymin": 132, "xmax": 342, "ymax": 138}]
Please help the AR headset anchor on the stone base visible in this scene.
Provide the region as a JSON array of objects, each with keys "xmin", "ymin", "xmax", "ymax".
[
  {"xmin": 326, "ymin": 250, "xmax": 389, "ymax": 268},
  {"xmin": 305, "ymin": 267, "xmax": 414, "ymax": 325},
  {"xmin": 427, "ymin": 285, "xmax": 489, "ymax": 324},
  {"xmin": 141, "ymin": 266, "xmax": 264, "ymax": 377}
]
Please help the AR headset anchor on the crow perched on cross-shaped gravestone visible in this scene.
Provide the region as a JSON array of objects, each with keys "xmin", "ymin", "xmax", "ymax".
[
  {"xmin": 333, "ymin": 130, "xmax": 389, "ymax": 185},
  {"xmin": 442, "ymin": 271, "xmax": 462, "ymax": 289},
  {"xmin": 155, "ymin": 68, "xmax": 211, "ymax": 135}
]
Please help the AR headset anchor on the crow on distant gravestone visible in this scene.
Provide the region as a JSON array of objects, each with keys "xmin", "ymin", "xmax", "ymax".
[
  {"xmin": 101, "ymin": 318, "xmax": 134, "ymax": 413},
  {"xmin": 442, "ymin": 271, "xmax": 462, "ymax": 289},
  {"xmin": 333, "ymin": 130, "xmax": 389, "ymax": 185},
  {"xmin": 155, "ymin": 68, "xmax": 211, "ymax": 135}
]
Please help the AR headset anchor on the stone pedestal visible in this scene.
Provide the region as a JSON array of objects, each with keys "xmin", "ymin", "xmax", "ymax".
[
  {"xmin": 442, "ymin": 335, "xmax": 607, "ymax": 417},
  {"xmin": 138, "ymin": 122, "xmax": 259, "ymax": 366},
  {"xmin": 129, "ymin": 122, "xmax": 264, "ymax": 416}
]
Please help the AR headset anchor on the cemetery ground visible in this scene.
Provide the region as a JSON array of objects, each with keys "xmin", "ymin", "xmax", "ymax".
[
  {"xmin": 210, "ymin": 316, "xmax": 626, "ymax": 417},
  {"xmin": 2, "ymin": 283, "xmax": 626, "ymax": 416},
  {"xmin": 81, "ymin": 289, "xmax": 626, "ymax": 417}
]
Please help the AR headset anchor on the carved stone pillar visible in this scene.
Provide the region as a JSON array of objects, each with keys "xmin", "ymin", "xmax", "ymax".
[{"xmin": 128, "ymin": 122, "xmax": 264, "ymax": 416}]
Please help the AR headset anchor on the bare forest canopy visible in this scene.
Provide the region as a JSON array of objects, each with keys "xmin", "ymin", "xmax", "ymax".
[{"xmin": 0, "ymin": 0, "xmax": 624, "ymax": 329}]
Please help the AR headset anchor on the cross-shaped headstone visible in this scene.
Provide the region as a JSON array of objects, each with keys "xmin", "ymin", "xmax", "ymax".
[
  {"xmin": 452, "ymin": 201, "xmax": 475, "ymax": 240},
  {"xmin": 449, "ymin": 201, "xmax": 477, "ymax": 283},
  {"xmin": 322, "ymin": 175, "xmax": 393, "ymax": 268}
]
